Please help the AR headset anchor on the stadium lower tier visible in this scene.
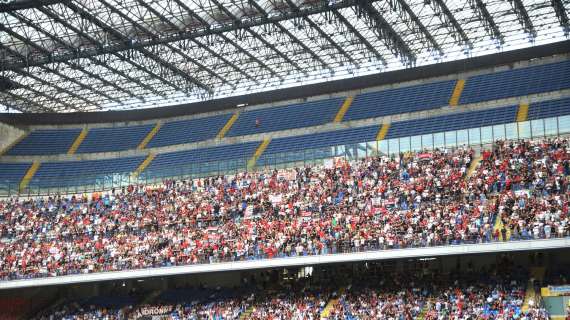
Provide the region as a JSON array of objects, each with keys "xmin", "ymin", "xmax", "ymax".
[
  {"xmin": 0, "ymin": 137, "xmax": 568, "ymax": 281},
  {"xmin": 31, "ymin": 256, "xmax": 551, "ymax": 320}
]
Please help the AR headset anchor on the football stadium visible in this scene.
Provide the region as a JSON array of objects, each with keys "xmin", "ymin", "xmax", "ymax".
[{"xmin": 0, "ymin": 0, "xmax": 570, "ymax": 318}]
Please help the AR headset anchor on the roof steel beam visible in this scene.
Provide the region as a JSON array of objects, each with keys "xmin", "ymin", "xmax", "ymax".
[
  {"xmin": 429, "ymin": 0, "xmax": 472, "ymax": 49},
  {"xmin": 0, "ymin": 0, "xmax": 65, "ymax": 12},
  {"xmin": 354, "ymin": 0, "xmax": 416, "ymax": 65},
  {"xmin": 247, "ymin": 0, "xmax": 331, "ymax": 71},
  {"xmin": 129, "ymin": 0, "xmax": 230, "ymax": 87},
  {"xmin": 0, "ymin": 40, "xmax": 96, "ymax": 109},
  {"xmin": 208, "ymin": 0, "xmax": 306, "ymax": 76},
  {"xmin": 35, "ymin": 6, "xmax": 173, "ymax": 98},
  {"xmin": 469, "ymin": 0, "xmax": 504, "ymax": 43},
  {"xmin": 63, "ymin": 1, "xmax": 212, "ymax": 94},
  {"xmin": 331, "ymin": 9, "xmax": 387, "ymax": 66},
  {"xmin": 392, "ymin": 0, "xmax": 443, "ymax": 55},
  {"xmin": 170, "ymin": 0, "xmax": 259, "ymax": 84},
  {"xmin": 1, "ymin": 0, "xmax": 362, "ymax": 70},
  {"xmin": 283, "ymin": 0, "xmax": 358, "ymax": 67},
  {"xmin": 8, "ymin": 11, "xmax": 140, "ymax": 101},
  {"xmin": 1, "ymin": 91, "xmax": 51, "ymax": 113},
  {"xmin": 509, "ymin": 0, "xmax": 536, "ymax": 38},
  {"xmin": 550, "ymin": 0, "xmax": 569, "ymax": 35}
]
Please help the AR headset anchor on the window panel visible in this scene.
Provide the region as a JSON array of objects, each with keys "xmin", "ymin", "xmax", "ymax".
[
  {"xmin": 421, "ymin": 134, "xmax": 433, "ymax": 150},
  {"xmin": 445, "ymin": 131, "xmax": 456, "ymax": 148},
  {"xmin": 457, "ymin": 129, "xmax": 468, "ymax": 146},
  {"xmin": 468, "ymin": 128, "xmax": 480, "ymax": 146},
  {"xmin": 559, "ymin": 115, "xmax": 570, "ymax": 134},
  {"xmin": 493, "ymin": 124, "xmax": 505, "ymax": 140},
  {"xmin": 544, "ymin": 117, "xmax": 558, "ymax": 136},
  {"xmin": 505, "ymin": 123, "xmax": 518, "ymax": 140},
  {"xmin": 434, "ymin": 132, "xmax": 445, "ymax": 149},
  {"xmin": 518, "ymin": 121, "xmax": 531, "ymax": 139},
  {"xmin": 481, "ymin": 126, "xmax": 493, "ymax": 144},
  {"xmin": 531, "ymin": 119, "xmax": 545, "ymax": 138}
]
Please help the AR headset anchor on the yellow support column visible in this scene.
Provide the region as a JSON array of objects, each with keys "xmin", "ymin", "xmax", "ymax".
[
  {"xmin": 466, "ymin": 155, "xmax": 482, "ymax": 179},
  {"xmin": 516, "ymin": 103, "xmax": 529, "ymax": 122},
  {"xmin": 217, "ymin": 113, "xmax": 239, "ymax": 139},
  {"xmin": 333, "ymin": 96, "xmax": 354, "ymax": 123},
  {"xmin": 247, "ymin": 138, "xmax": 271, "ymax": 170},
  {"xmin": 376, "ymin": 123, "xmax": 391, "ymax": 141},
  {"xmin": 68, "ymin": 128, "xmax": 89, "ymax": 155},
  {"xmin": 19, "ymin": 161, "xmax": 41, "ymax": 192},
  {"xmin": 132, "ymin": 153, "xmax": 156, "ymax": 179},
  {"xmin": 138, "ymin": 122, "xmax": 162, "ymax": 150},
  {"xmin": 449, "ymin": 79, "xmax": 466, "ymax": 107}
]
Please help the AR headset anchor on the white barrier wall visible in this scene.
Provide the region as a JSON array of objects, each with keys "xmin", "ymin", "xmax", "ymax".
[{"xmin": 1, "ymin": 238, "xmax": 568, "ymax": 290}]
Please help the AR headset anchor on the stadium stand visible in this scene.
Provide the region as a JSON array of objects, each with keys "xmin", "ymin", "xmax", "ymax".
[
  {"xmin": 29, "ymin": 256, "xmax": 552, "ymax": 319},
  {"xmin": 1, "ymin": 137, "xmax": 568, "ymax": 281},
  {"xmin": 459, "ymin": 60, "xmax": 570, "ymax": 105},
  {"xmin": 343, "ymin": 80, "xmax": 456, "ymax": 121},
  {"xmin": 30, "ymin": 156, "xmax": 145, "ymax": 188},
  {"xmin": 147, "ymin": 114, "xmax": 232, "ymax": 148},
  {"xmin": 5, "ymin": 128, "xmax": 82, "ymax": 156},
  {"xmin": 227, "ymin": 97, "xmax": 345, "ymax": 137},
  {"xmin": 76, "ymin": 124, "xmax": 155, "ymax": 154}
]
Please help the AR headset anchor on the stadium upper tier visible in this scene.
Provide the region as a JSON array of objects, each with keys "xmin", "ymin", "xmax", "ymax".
[
  {"xmin": 0, "ymin": 137, "xmax": 568, "ymax": 282},
  {"xmin": 1, "ymin": 58, "xmax": 570, "ymax": 192}
]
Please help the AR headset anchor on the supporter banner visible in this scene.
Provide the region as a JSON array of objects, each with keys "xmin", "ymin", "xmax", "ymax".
[{"xmin": 541, "ymin": 285, "xmax": 570, "ymax": 296}]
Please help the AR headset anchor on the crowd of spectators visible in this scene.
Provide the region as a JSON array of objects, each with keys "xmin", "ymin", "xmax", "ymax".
[
  {"xmin": 34, "ymin": 258, "xmax": 552, "ymax": 320},
  {"xmin": 0, "ymin": 138, "xmax": 568, "ymax": 280}
]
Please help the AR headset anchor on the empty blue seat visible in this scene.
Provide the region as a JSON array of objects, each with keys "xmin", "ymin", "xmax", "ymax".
[
  {"xmin": 144, "ymin": 142, "xmax": 259, "ymax": 178},
  {"xmin": 344, "ymin": 80, "xmax": 456, "ymax": 121},
  {"xmin": 6, "ymin": 129, "xmax": 81, "ymax": 156},
  {"xmin": 148, "ymin": 114, "xmax": 232, "ymax": 148},
  {"xmin": 31, "ymin": 157, "xmax": 144, "ymax": 188},
  {"xmin": 386, "ymin": 105, "xmax": 519, "ymax": 139},
  {"xmin": 460, "ymin": 60, "xmax": 570, "ymax": 104},
  {"xmin": 226, "ymin": 98, "xmax": 344, "ymax": 137},
  {"xmin": 528, "ymin": 97, "xmax": 570, "ymax": 120},
  {"xmin": 0, "ymin": 163, "xmax": 30, "ymax": 189},
  {"xmin": 77, "ymin": 124, "xmax": 154, "ymax": 153}
]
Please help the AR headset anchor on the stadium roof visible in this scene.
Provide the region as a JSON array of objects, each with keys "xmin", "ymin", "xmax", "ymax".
[{"xmin": 0, "ymin": 0, "xmax": 568, "ymax": 113}]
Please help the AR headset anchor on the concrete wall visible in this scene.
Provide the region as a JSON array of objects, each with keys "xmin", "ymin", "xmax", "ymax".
[{"xmin": 0, "ymin": 122, "xmax": 26, "ymax": 154}]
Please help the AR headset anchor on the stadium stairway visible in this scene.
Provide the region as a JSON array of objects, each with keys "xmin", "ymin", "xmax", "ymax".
[
  {"xmin": 217, "ymin": 112, "xmax": 239, "ymax": 139},
  {"xmin": 320, "ymin": 288, "xmax": 345, "ymax": 319},
  {"xmin": 247, "ymin": 138, "xmax": 271, "ymax": 170},
  {"xmin": 449, "ymin": 79, "xmax": 466, "ymax": 107},
  {"xmin": 493, "ymin": 214, "xmax": 511, "ymax": 242},
  {"xmin": 522, "ymin": 280, "xmax": 537, "ymax": 313},
  {"xmin": 239, "ymin": 306, "xmax": 254, "ymax": 319},
  {"xmin": 138, "ymin": 122, "xmax": 162, "ymax": 150},
  {"xmin": 416, "ymin": 298, "xmax": 432, "ymax": 320},
  {"xmin": 67, "ymin": 127, "xmax": 88, "ymax": 155},
  {"xmin": 19, "ymin": 161, "xmax": 40, "ymax": 192},
  {"xmin": 516, "ymin": 103, "xmax": 530, "ymax": 122},
  {"xmin": 132, "ymin": 153, "xmax": 156, "ymax": 178},
  {"xmin": 466, "ymin": 155, "xmax": 482, "ymax": 179},
  {"xmin": 333, "ymin": 96, "xmax": 355, "ymax": 123}
]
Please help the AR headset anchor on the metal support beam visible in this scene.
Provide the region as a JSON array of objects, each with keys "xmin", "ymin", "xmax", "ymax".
[
  {"xmin": 0, "ymin": 0, "xmax": 65, "ymax": 13},
  {"xmin": 332, "ymin": 9, "xmax": 386, "ymax": 66},
  {"xmin": 246, "ymin": 0, "xmax": 332, "ymax": 71},
  {"xmin": 550, "ymin": 0, "xmax": 569, "ymax": 36},
  {"xmin": 8, "ymin": 10, "xmax": 139, "ymax": 101},
  {"xmin": 283, "ymin": 0, "xmax": 358, "ymax": 67},
  {"xmin": 170, "ymin": 0, "xmax": 259, "ymax": 85},
  {"xmin": 355, "ymin": 0, "xmax": 416, "ymax": 65},
  {"xmin": 63, "ymin": 1, "xmax": 212, "ymax": 94},
  {"xmin": 509, "ymin": 0, "xmax": 536, "ymax": 38},
  {"xmin": 208, "ymin": 0, "xmax": 306, "ymax": 76},
  {"xmin": 469, "ymin": 0, "xmax": 504, "ymax": 43},
  {"xmin": 429, "ymin": 0, "xmax": 472, "ymax": 49},
  {"xmin": 130, "ymin": 0, "xmax": 230, "ymax": 87},
  {"xmin": 1, "ymin": 0, "xmax": 363, "ymax": 70},
  {"xmin": 392, "ymin": 0, "xmax": 443, "ymax": 55},
  {"xmin": 36, "ymin": 6, "xmax": 171, "ymax": 98}
]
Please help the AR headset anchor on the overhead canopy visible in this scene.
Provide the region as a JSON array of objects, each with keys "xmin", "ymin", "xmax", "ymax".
[{"xmin": 0, "ymin": 0, "xmax": 568, "ymax": 112}]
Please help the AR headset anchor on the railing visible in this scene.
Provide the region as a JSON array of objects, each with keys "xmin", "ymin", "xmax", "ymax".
[{"xmin": 1, "ymin": 114, "xmax": 569, "ymax": 197}]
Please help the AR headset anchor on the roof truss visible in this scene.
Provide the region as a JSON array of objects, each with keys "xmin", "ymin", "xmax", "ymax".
[{"xmin": 0, "ymin": 0, "xmax": 567, "ymax": 112}]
